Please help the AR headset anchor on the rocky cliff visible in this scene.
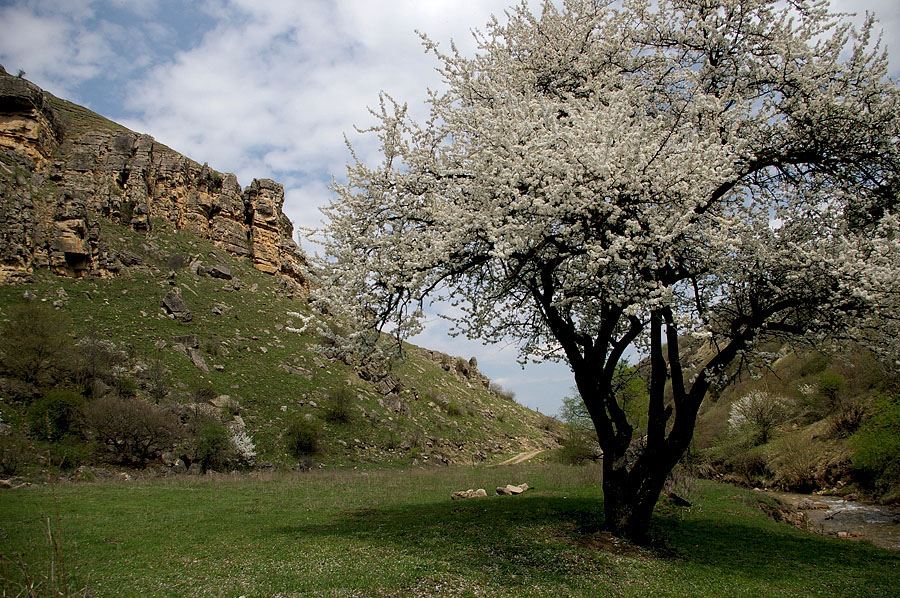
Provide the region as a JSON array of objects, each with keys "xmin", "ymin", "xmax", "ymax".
[{"xmin": 0, "ymin": 66, "xmax": 307, "ymax": 288}]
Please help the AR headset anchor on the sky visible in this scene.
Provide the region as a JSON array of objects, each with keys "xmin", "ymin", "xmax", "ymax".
[{"xmin": 1, "ymin": 0, "xmax": 898, "ymax": 416}]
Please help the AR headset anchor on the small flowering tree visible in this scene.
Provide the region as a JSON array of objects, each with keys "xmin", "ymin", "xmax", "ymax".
[
  {"xmin": 729, "ymin": 390, "xmax": 792, "ymax": 445},
  {"xmin": 312, "ymin": 0, "xmax": 900, "ymax": 540}
]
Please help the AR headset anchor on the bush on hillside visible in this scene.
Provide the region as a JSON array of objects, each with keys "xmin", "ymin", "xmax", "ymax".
[
  {"xmin": 489, "ymin": 382, "xmax": 516, "ymax": 402},
  {"xmin": 770, "ymin": 435, "xmax": 820, "ymax": 492},
  {"xmin": 852, "ymin": 394, "xmax": 900, "ymax": 499},
  {"xmin": 230, "ymin": 429, "xmax": 257, "ymax": 467},
  {"xmin": 728, "ymin": 390, "xmax": 793, "ymax": 446},
  {"xmin": 284, "ymin": 416, "xmax": 322, "ymax": 459},
  {"xmin": 0, "ymin": 300, "xmax": 74, "ymax": 389},
  {"xmin": 84, "ymin": 395, "xmax": 181, "ymax": 467},
  {"xmin": 26, "ymin": 389, "xmax": 85, "ymax": 442},
  {"xmin": 0, "ymin": 429, "xmax": 28, "ymax": 475},
  {"xmin": 190, "ymin": 418, "xmax": 234, "ymax": 473},
  {"xmin": 324, "ymin": 387, "xmax": 353, "ymax": 424},
  {"xmin": 72, "ymin": 332, "xmax": 126, "ymax": 397}
]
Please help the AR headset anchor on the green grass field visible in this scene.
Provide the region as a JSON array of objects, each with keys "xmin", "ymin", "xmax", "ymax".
[{"xmin": 2, "ymin": 465, "xmax": 897, "ymax": 597}]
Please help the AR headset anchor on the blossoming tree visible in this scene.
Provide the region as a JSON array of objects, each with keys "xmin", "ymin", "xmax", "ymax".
[{"xmin": 312, "ymin": 0, "xmax": 900, "ymax": 540}]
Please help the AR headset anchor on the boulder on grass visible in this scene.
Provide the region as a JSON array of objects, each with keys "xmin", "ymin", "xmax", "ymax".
[{"xmin": 496, "ymin": 483, "xmax": 529, "ymax": 496}]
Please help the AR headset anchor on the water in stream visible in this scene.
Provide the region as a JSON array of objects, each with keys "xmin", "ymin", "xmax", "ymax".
[{"xmin": 774, "ymin": 492, "xmax": 900, "ymax": 551}]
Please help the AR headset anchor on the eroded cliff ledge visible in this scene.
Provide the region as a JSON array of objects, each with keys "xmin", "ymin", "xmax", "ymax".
[{"xmin": 0, "ymin": 66, "xmax": 307, "ymax": 290}]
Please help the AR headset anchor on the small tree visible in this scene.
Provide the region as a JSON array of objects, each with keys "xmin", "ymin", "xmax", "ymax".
[
  {"xmin": 83, "ymin": 396, "xmax": 181, "ymax": 467},
  {"xmin": 313, "ymin": 0, "xmax": 900, "ymax": 540},
  {"xmin": 0, "ymin": 300, "xmax": 74, "ymax": 389},
  {"xmin": 191, "ymin": 418, "xmax": 234, "ymax": 473},
  {"xmin": 728, "ymin": 390, "xmax": 792, "ymax": 446}
]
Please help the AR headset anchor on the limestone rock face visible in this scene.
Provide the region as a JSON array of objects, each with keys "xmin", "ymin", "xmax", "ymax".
[{"xmin": 0, "ymin": 66, "xmax": 308, "ymax": 288}]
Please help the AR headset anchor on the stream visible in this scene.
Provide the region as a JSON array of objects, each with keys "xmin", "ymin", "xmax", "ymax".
[{"xmin": 772, "ymin": 492, "xmax": 900, "ymax": 551}]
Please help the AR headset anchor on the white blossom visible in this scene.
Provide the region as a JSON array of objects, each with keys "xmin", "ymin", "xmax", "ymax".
[{"xmin": 306, "ymin": 0, "xmax": 900, "ymax": 537}]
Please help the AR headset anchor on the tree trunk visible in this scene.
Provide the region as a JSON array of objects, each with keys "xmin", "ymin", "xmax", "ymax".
[{"xmin": 601, "ymin": 453, "xmax": 674, "ymax": 542}]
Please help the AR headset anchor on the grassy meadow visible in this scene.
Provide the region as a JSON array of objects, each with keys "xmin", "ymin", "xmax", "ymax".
[{"xmin": 2, "ymin": 464, "xmax": 898, "ymax": 597}]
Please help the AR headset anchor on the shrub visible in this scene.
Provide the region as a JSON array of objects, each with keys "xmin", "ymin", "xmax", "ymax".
[
  {"xmin": 193, "ymin": 382, "xmax": 217, "ymax": 404},
  {"xmin": 83, "ymin": 396, "xmax": 181, "ymax": 467},
  {"xmin": 851, "ymin": 394, "xmax": 900, "ymax": 496},
  {"xmin": 454, "ymin": 357, "xmax": 470, "ymax": 377},
  {"xmin": 26, "ymin": 389, "xmax": 85, "ymax": 442},
  {"xmin": 73, "ymin": 332, "xmax": 125, "ymax": 397},
  {"xmin": 558, "ymin": 424, "xmax": 601, "ymax": 465},
  {"xmin": 113, "ymin": 375, "xmax": 138, "ymax": 398},
  {"xmin": 0, "ymin": 429, "xmax": 28, "ymax": 475},
  {"xmin": 146, "ymin": 356, "xmax": 169, "ymax": 403},
  {"xmin": 728, "ymin": 390, "xmax": 793, "ymax": 445},
  {"xmin": 284, "ymin": 416, "xmax": 322, "ymax": 458},
  {"xmin": 798, "ymin": 352, "xmax": 830, "ymax": 377},
  {"xmin": 826, "ymin": 394, "xmax": 869, "ymax": 438},
  {"xmin": 0, "ymin": 300, "xmax": 74, "ymax": 388},
  {"xmin": 49, "ymin": 437, "xmax": 92, "ymax": 470},
  {"xmin": 230, "ymin": 429, "xmax": 257, "ymax": 467},
  {"xmin": 191, "ymin": 418, "xmax": 234, "ymax": 473},
  {"xmin": 770, "ymin": 435, "xmax": 820, "ymax": 492},
  {"xmin": 324, "ymin": 387, "xmax": 353, "ymax": 424},
  {"xmin": 446, "ymin": 401, "xmax": 463, "ymax": 417},
  {"xmin": 165, "ymin": 253, "xmax": 189, "ymax": 270},
  {"xmin": 489, "ymin": 382, "xmax": 516, "ymax": 402}
]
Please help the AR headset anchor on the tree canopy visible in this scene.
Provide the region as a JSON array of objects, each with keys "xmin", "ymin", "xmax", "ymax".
[{"xmin": 310, "ymin": 0, "xmax": 900, "ymax": 540}]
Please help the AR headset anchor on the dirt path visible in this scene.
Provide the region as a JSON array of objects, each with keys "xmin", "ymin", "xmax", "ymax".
[{"xmin": 492, "ymin": 449, "xmax": 544, "ymax": 466}]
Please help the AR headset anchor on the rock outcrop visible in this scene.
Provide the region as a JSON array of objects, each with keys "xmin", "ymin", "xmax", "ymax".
[{"xmin": 0, "ymin": 66, "xmax": 307, "ymax": 288}]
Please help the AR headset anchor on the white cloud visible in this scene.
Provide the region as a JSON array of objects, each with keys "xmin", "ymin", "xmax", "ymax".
[{"xmin": 0, "ymin": 5, "xmax": 110, "ymax": 96}]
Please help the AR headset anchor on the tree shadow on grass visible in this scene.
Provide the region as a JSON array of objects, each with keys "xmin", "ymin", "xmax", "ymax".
[{"xmin": 270, "ymin": 491, "xmax": 900, "ymax": 593}]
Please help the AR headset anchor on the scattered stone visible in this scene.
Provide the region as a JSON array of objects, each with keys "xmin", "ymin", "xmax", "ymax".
[
  {"xmin": 210, "ymin": 395, "xmax": 232, "ymax": 409},
  {"xmin": 188, "ymin": 347, "xmax": 209, "ymax": 373},
  {"xmin": 162, "ymin": 289, "xmax": 192, "ymax": 322},
  {"xmin": 214, "ymin": 364, "xmax": 225, "ymax": 371},
  {"xmin": 172, "ymin": 334, "xmax": 199, "ymax": 348},
  {"xmin": 260, "ymin": 346, "xmax": 268, "ymax": 354},
  {"xmin": 797, "ymin": 498, "xmax": 829, "ymax": 510},
  {"xmin": 207, "ymin": 263, "xmax": 232, "ymax": 280},
  {"xmin": 496, "ymin": 483, "xmax": 529, "ymax": 496},
  {"xmin": 280, "ymin": 363, "xmax": 312, "ymax": 378},
  {"xmin": 119, "ymin": 250, "xmax": 142, "ymax": 266},
  {"xmin": 452, "ymin": 488, "xmax": 488, "ymax": 500}
]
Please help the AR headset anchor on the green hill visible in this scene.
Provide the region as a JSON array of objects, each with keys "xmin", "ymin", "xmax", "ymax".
[{"xmin": 0, "ymin": 67, "xmax": 560, "ymax": 477}]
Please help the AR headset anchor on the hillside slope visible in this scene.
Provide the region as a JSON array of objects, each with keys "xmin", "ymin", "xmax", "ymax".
[{"xmin": 0, "ymin": 67, "xmax": 561, "ymax": 475}]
